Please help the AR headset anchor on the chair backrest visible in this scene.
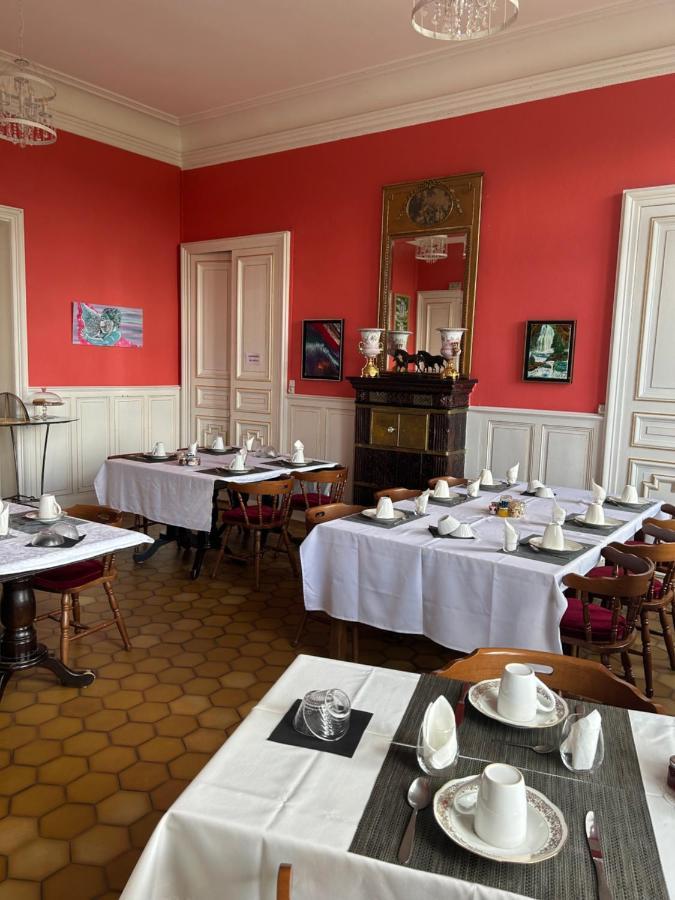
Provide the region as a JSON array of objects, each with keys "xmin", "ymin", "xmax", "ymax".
[
  {"xmin": 66, "ymin": 504, "xmax": 123, "ymax": 527},
  {"xmin": 428, "ymin": 476, "xmax": 468, "ymax": 489},
  {"xmin": 613, "ymin": 529, "xmax": 675, "ymax": 600},
  {"xmin": 292, "ymin": 466, "xmax": 348, "ymax": 509},
  {"xmin": 277, "ymin": 864, "xmax": 292, "ymax": 900},
  {"xmin": 562, "ymin": 547, "xmax": 654, "ymax": 644},
  {"xmin": 373, "ymin": 487, "xmax": 421, "ymax": 502},
  {"xmin": 660, "ymin": 503, "xmax": 675, "ymax": 519},
  {"xmin": 642, "ymin": 518, "xmax": 675, "ymax": 536},
  {"xmin": 437, "ymin": 648, "xmax": 663, "ymax": 713},
  {"xmin": 223, "ymin": 478, "xmax": 295, "ymax": 528},
  {"xmin": 305, "ymin": 503, "xmax": 364, "ymax": 533}
]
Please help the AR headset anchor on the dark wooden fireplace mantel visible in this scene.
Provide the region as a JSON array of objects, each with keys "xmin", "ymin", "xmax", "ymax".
[{"xmin": 348, "ymin": 373, "xmax": 477, "ymax": 505}]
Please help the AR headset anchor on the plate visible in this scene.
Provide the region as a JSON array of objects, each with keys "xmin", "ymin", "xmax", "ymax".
[
  {"xmin": 572, "ymin": 515, "xmax": 622, "ymax": 529},
  {"xmin": 434, "ymin": 776, "xmax": 568, "ymax": 864},
  {"xmin": 24, "ymin": 510, "xmax": 65, "ymax": 524},
  {"xmin": 607, "ymin": 496, "xmax": 643, "ymax": 507},
  {"xmin": 226, "ymin": 467, "xmax": 255, "ymax": 475},
  {"xmin": 528, "ymin": 536, "xmax": 583, "ymax": 555},
  {"xmin": 480, "ymin": 480, "xmax": 508, "ymax": 489},
  {"xmin": 284, "ymin": 459, "xmax": 318, "ymax": 468},
  {"xmin": 431, "ymin": 491, "xmax": 463, "ymax": 502},
  {"xmin": 362, "ymin": 508, "xmax": 406, "ymax": 522},
  {"xmin": 468, "ymin": 679, "xmax": 568, "ymax": 729},
  {"xmin": 143, "ymin": 453, "xmax": 170, "ymax": 460}
]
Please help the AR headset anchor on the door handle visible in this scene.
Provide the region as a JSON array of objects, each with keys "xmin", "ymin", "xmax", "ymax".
[{"xmin": 387, "ymin": 426, "xmax": 395, "ymax": 433}]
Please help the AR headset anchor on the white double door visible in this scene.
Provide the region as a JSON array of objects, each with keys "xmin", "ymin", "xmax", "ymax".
[
  {"xmin": 181, "ymin": 232, "xmax": 290, "ymax": 451},
  {"xmin": 415, "ymin": 289, "xmax": 463, "ymax": 353},
  {"xmin": 604, "ymin": 185, "xmax": 675, "ymax": 499}
]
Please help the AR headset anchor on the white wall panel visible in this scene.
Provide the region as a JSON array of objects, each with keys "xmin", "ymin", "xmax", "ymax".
[{"xmin": 112, "ymin": 397, "xmax": 145, "ymax": 455}]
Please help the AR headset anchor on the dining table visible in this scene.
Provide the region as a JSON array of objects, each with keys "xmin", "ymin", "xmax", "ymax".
[
  {"xmin": 94, "ymin": 450, "xmax": 338, "ymax": 578},
  {"xmin": 120, "ymin": 653, "xmax": 675, "ymax": 900},
  {"xmin": 300, "ymin": 484, "xmax": 664, "ymax": 656},
  {"xmin": 0, "ymin": 502, "xmax": 152, "ymax": 701}
]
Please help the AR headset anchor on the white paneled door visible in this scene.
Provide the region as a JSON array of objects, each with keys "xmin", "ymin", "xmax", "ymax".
[
  {"xmin": 604, "ymin": 185, "xmax": 675, "ymax": 500},
  {"xmin": 415, "ymin": 290, "xmax": 463, "ymax": 354}
]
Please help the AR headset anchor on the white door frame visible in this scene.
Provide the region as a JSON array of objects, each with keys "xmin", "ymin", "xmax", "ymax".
[
  {"xmin": 179, "ymin": 231, "xmax": 291, "ymax": 449},
  {"xmin": 0, "ymin": 204, "xmax": 29, "ymax": 399},
  {"xmin": 602, "ymin": 184, "xmax": 675, "ymax": 489}
]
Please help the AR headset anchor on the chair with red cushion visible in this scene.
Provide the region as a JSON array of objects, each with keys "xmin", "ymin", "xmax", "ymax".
[
  {"xmin": 561, "ymin": 546, "xmax": 654, "ymax": 682},
  {"xmin": 34, "ymin": 504, "xmax": 129, "ymax": 666},
  {"xmin": 290, "ymin": 466, "xmax": 348, "ymax": 516},
  {"xmin": 211, "ymin": 478, "xmax": 297, "ymax": 590}
]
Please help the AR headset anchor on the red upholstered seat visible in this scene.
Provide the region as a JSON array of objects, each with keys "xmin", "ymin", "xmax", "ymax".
[
  {"xmin": 222, "ymin": 505, "xmax": 283, "ymax": 525},
  {"xmin": 34, "ymin": 559, "xmax": 104, "ymax": 592},
  {"xmin": 290, "ymin": 492, "xmax": 328, "ymax": 509},
  {"xmin": 560, "ymin": 597, "xmax": 626, "ymax": 640}
]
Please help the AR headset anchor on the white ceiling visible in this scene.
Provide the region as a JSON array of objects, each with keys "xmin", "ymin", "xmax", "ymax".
[{"xmin": 1, "ymin": 0, "xmax": 673, "ymax": 166}]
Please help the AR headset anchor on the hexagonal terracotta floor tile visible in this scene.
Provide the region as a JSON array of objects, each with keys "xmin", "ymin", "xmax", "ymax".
[
  {"xmin": 72, "ymin": 823, "xmax": 130, "ymax": 865},
  {"xmin": 9, "ymin": 836, "xmax": 69, "ymax": 880},
  {"xmin": 96, "ymin": 790, "xmax": 151, "ymax": 826}
]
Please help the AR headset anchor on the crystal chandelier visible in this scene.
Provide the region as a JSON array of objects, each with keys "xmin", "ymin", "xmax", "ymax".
[
  {"xmin": 0, "ymin": 0, "xmax": 56, "ymax": 147},
  {"xmin": 410, "ymin": 234, "xmax": 449, "ymax": 264},
  {"xmin": 412, "ymin": 0, "xmax": 519, "ymax": 41}
]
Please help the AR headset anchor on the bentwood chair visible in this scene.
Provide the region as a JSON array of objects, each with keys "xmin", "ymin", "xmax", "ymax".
[
  {"xmin": 211, "ymin": 478, "xmax": 298, "ymax": 590},
  {"xmin": 437, "ymin": 648, "xmax": 663, "ymax": 713},
  {"xmin": 373, "ymin": 487, "xmax": 421, "ymax": 502},
  {"xmin": 428, "ymin": 476, "xmax": 468, "ymax": 489},
  {"xmin": 277, "ymin": 864, "xmax": 292, "ymax": 900},
  {"xmin": 290, "ymin": 466, "xmax": 348, "ymax": 512},
  {"xmin": 293, "ymin": 503, "xmax": 364, "ymax": 657},
  {"xmin": 611, "ymin": 526, "xmax": 675, "ymax": 696},
  {"xmin": 34, "ymin": 504, "xmax": 130, "ymax": 666},
  {"xmin": 560, "ymin": 547, "xmax": 654, "ymax": 683}
]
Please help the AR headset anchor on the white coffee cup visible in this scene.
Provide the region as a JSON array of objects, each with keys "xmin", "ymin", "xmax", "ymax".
[
  {"xmin": 497, "ymin": 663, "xmax": 556, "ymax": 723},
  {"xmin": 456, "ymin": 763, "xmax": 528, "ymax": 849},
  {"xmin": 229, "ymin": 453, "xmax": 245, "ymax": 472},
  {"xmin": 541, "ymin": 522, "xmax": 564, "ymax": 550},
  {"xmin": 211, "ymin": 436, "xmax": 225, "ymax": 451},
  {"xmin": 152, "ymin": 441, "xmax": 166, "ymax": 457},
  {"xmin": 437, "ymin": 514, "xmax": 459, "ymax": 535},
  {"xmin": 433, "ymin": 479, "xmax": 451, "ymax": 499},
  {"xmin": 375, "ymin": 497, "xmax": 395, "ymax": 519},
  {"xmin": 621, "ymin": 484, "xmax": 639, "ymax": 504},
  {"xmin": 480, "ymin": 468, "xmax": 494, "ymax": 486},
  {"xmin": 535, "ymin": 486, "xmax": 555, "ymax": 498},
  {"xmin": 584, "ymin": 502, "xmax": 605, "ymax": 525},
  {"xmin": 38, "ymin": 494, "xmax": 62, "ymax": 520}
]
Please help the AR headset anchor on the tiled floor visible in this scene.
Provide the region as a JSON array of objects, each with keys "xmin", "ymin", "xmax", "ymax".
[{"xmin": 0, "ymin": 527, "xmax": 673, "ymax": 899}]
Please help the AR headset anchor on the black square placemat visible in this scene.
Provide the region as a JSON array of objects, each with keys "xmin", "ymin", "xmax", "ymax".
[
  {"xmin": 122, "ymin": 453, "xmax": 178, "ymax": 463},
  {"xmin": 604, "ymin": 498, "xmax": 654, "ymax": 512},
  {"xmin": 563, "ymin": 514, "xmax": 623, "ymax": 536},
  {"xmin": 268, "ymin": 699, "xmax": 373, "ymax": 758},
  {"xmin": 428, "ymin": 495, "xmax": 469, "ymax": 509},
  {"xmin": 511, "ymin": 533, "xmax": 593, "ymax": 564},
  {"xmin": 344, "ymin": 511, "xmax": 428, "ymax": 529},
  {"xmin": 195, "ymin": 466, "xmax": 271, "ymax": 477}
]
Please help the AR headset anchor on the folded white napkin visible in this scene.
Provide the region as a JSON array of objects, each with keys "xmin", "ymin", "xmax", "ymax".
[
  {"xmin": 466, "ymin": 478, "xmax": 480, "ymax": 498},
  {"xmin": 584, "ymin": 502, "xmax": 605, "ymax": 525},
  {"xmin": 0, "ymin": 501, "xmax": 9, "ymax": 536},
  {"xmin": 552, "ymin": 502, "xmax": 566, "ymax": 525},
  {"xmin": 479, "ymin": 467, "xmax": 494, "ymax": 486},
  {"xmin": 506, "ymin": 463, "xmax": 519, "ymax": 485},
  {"xmin": 437, "ymin": 514, "xmax": 460, "ymax": 535},
  {"xmin": 535, "ymin": 486, "xmax": 555, "ymax": 499},
  {"xmin": 541, "ymin": 522, "xmax": 565, "ymax": 550},
  {"xmin": 291, "ymin": 439, "xmax": 305, "ymax": 464},
  {"xmin": 211, "ymin": 436, "xmax": 225, "ymax": 450},
  {"xmin": 188, "ymin": 441, "xmax": 198, "ymax": 456},
  {"xmin": 433, "ymin": 480, "xmax": 450, "ymax": 499},
  {"xmin": 415, "ymin": 490, "xmax": 431, "ymax": 515},
  {"xmin": 527, "ymin": 479, "xmax": 544, "ymax": 493},
  {"xmin": 376, "ymin": 497, "xmax": 395, "ymax": 519},
  {"xmin": 229, "ymin": 450, "xmax": 247, "ymax": 471},
  {"xmin": 503, "ymin": 519, "xmax": 518, "ymax": 552},
  {"xmin": 244, "ymin": 433, "xmax": 255, "ymax": 451},
  {"xmin": 422, "ymin": 697, "xmax": 458, "ymax": 771},
  {"xmin": 591, "ymin": 480, "xmax": 607, "ymax": 504},
  {"xmin": 561, "ymin": 710, "xmax": 602, "ymax": 770},
  {"xmin": 621, "ymin": 484, "xmax": 639, "ymax": 503}
]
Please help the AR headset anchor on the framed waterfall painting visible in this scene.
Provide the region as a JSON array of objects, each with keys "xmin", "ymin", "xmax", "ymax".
[
  {"xmin": 301, "ymin": 319, "xmax": 344, "ymax": 381},
  {"xmin": 523, "ymin": 320, "xmax": 576, "ymax": 383}
]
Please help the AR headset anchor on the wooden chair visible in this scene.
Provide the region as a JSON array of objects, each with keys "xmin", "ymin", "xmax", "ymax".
[
  {"xmin": 33, "ymin": 504, "xmax": 130, "ymax": 666},
  {"xmin": 277, "ymin": 864, "xmax": 292, "ymax": 900},
  {"xmin": 373, "ymin": 487, "xmax": 421, "ymax": 502},
  {"xmin": 561, "ymin": 546, "xmax": 654, "ymax": 683},
  {"xmin": 290, "ymin": 466, "xmax": 348, "ymax": 512},
  {"xmin": 428, "ymin": 476, "xmax": 468, "ymax": 489},
  {"xmin": 612, "ymin": 526, "xmax": 675, "ymax": 696},
  {"xmin": 436, "ymin": 648, "xmax": 663, "ymax": 713},
  {"xmin": 660, "ymin": 503, "xmax": 675, "ymax": 519},
  {"xmin": 211, "ymin": 478, "xmax": 298, "ymax": 590},
  {"xmin": 293, "ymin": 503, "xmax": 364, "ymax": 657}
]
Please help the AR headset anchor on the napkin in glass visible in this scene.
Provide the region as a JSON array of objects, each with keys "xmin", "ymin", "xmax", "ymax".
[
  {"xmin": 479, "ymin": 467, "xmax": 494, "ymax": 486},
  {"xmin": 506, "ymin": 463, "xmax": 519, "ymax": 485},
  {"xmin": 591, "ymin": 480, "xmax": 607, "ymax": 504},
  {"xmin": 433, "ymin": 479, "xmax": 451, "ymax": 499},
  {"xmin": 244, "ymin": 433, "xmax": 255, "ymax": 451},
  {"xmin": 421, "ymin": 696, "xmax": 458, "ymax": 771},
  {"xmin": 466, "ymin": 478, "xmax": 480, "ymax": 498},
  {"xmin": 292, "ymin": 439, "xmax": 305, "ymax": 464},
  {"xmin": 0, "ymin": 501, "xmax": 8, "ymax": 536},
  {"xmin": 560, "ymin": 709, "xmax": 602, "ymax": 770},
  {"xmin": 503, "ymin": 519, "xmax": 518, "ymax": 551},
  {"xmin": 415, "ymin": 489, "xmax": 431, "ymax": 514},
  {"xmin": 552, "ymin": 502, "xmax": 566, "ymax": 525},
  {"xmin": 229, "ymin": 449, "xmax": 247, "ymax": 471},
  {"xmin": 188, "ymin": 441, "xmax": 198, "ymax": 456}
]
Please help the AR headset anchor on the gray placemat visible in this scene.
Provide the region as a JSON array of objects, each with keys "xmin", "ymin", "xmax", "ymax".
[
  {"xmin": 562, "ymin": 515, "xmax": 624, "ymax": 536},
  {"xmin": 349, "ymin": 675, "xmax": 668, "ymax": 900},
  {"xmin": 194, "ymin": 466, "xmax": 272, "ymax": 478},
  {"xmin": 121, "ymin": 453, "xmax": 178, "ymax": 463},
  {"xmin": 604, "ymin": 498, "xmax": 654, "ymax": 513},
  {"xmin": 263, "ymin": 458, "xmax": 331, "ymax": 468},
  {"xmin": 345, "ymin": 511, "xmax": 429, "ymax": 530},
  {"xmin": 9, "ymin": 514, "xmax": 86, "ymax": 535},
  {"xmin": 477, "ymin": 482, "xmax": 510, "ymax": 493},
  {"xmin": 428, "ymin": 496, "xmax": 470, "ymax": 509},
  {"xmin": 507, "ymin": 534, "xmax": 594, "ymax": 565}
]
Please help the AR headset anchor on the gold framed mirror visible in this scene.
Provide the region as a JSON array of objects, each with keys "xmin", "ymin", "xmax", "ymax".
[{"xmin": 377, "ymin": 172, "xmax": 483, "ymax": 375}]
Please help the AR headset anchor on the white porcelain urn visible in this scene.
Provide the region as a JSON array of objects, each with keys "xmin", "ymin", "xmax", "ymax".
[
  {"xmin": 387, "ymin": 330, "xmax": 412, "ymax": 354},
  {"xmin": 358, "ymin": 328, "xmax": 383, "ymax": 378},
  {"xmin": 437, "ymin": 327, "xmax": 467, "ymax": 379}
]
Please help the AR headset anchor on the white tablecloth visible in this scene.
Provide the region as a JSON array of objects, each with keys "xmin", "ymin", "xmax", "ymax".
[
  {"xmin": 121, "ymin": 654, "xmax": 675, "ymax": 900},
  {"xmin": 0, "ymin": 503, "xmax": 152, "ymax": 579},
  {"xmin": 300, "ymin": 486, "xmax": 662, "ymax": 654},
  {"xmin": 94, "ymin": 454, "xmax": 337, "ymax": 533}
]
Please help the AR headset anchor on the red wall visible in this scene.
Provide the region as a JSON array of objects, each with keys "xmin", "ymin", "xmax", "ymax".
[
  {"xmin": 181, "ymin": 74, "xmax": 675, "ymax": 412},
  {"xmin": 0, "ymin": 130, "xmax": 181, "ymax": 387}
]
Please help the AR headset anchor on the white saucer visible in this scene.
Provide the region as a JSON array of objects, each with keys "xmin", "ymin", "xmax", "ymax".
[
  {"xmin": 362, "ymin": 508, "xmax": 406, "ymax": 522},
  {"xmin": 432, "ymin": 491, "xmax": 462, "ymax": 502},
  {"xmin": 480, "ymin": 480, "xmax": 508, "ymax": 489},
  {"xmin": 24, "ymin": 510, "xmax": 65, "ymax": 524},
  {"xmin": 528, "ymin": 536, "xmax": 583, "ymax": 555},
  {"xmin": 572, "ymin": 515, "xmax": 622, "ymax": 529},
  {"xmin": 285, "ymin": 459, "xmax": 317, "ymax": 468},
  {"xmin": 144, "ymin": 453, "xmax": 170, "ymax": 460},
  {"xmin": 607, "ymin": 496, "xmax": 643, "ymax": 507},
  {"xmin": 434, "ymin": 776, "xmax": 568, "ymax": 864},
  {"xmin": 468, "ymin": 679, "xmax": 568, "ymax": 729},
  {"xmin": 228, "ymin": 467, "xmax": 255, "ymax": 475}
]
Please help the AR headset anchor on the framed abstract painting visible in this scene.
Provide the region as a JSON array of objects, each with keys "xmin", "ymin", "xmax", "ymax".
[
  {"xmin": 523, "ymin": 320, "xmax": 576, "ymax": 383},
  {"xmin": 301, "ymin": 319, "xmax": 344, "ymax": 381},
  {"xmin": 72, "ymin": 302, "xmax": 143, "ymax": 348}
]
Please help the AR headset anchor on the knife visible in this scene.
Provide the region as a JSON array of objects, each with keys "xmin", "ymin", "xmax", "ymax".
[
  {"xmin": 455, "ymin": 682, "xmax": 470, "ymax": 728},
  {"xmin": 585, "ymin": 811, "xmax": 613, "ymax": 900}
]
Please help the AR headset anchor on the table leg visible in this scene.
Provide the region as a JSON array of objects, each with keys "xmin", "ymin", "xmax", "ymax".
[
  {"xmin": 133, "ymin": 525, "xmax": 179, "ymax": 563},
  {"xmin": 40, "ymin": 423, "xmax": 51, "ymax": 496},
  {"xmin": 0, "ymin": 576, "xmax": 95, "ymax": 701},
  {"xmin": 329, "ymin": 618, "xmax": 349, "ymax": 660}
]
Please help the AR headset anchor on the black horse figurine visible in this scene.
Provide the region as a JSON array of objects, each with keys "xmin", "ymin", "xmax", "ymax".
[{"xmin": 415, "ymin": 350, "xmax": 445, "ymax": 373}]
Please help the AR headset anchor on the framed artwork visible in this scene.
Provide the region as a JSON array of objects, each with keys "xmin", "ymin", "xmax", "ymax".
[
  {"xmin": 301, "ymin": 319, "xmax": 344, "ymax": 381},
  {"xmin": 523, "ymin": 320, "xmax": 576, "ymax": 383},
  {"xmin": 72, "ymin": 302, "xmax": 143, "ymax": 347},
  {"xmin": 392, "ymin": 294, "xmax": 410, "ymax": 331}
]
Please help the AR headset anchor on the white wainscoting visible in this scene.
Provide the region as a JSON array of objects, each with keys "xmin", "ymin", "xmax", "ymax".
[{"xmin": 19, "ymin": 386, "xmax": 180, "ymax": 505}]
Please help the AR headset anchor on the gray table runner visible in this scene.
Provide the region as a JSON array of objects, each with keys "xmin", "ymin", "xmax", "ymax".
[{"xmin": 350, "ymin": 674, "xmax": 668, "ymax": 900}]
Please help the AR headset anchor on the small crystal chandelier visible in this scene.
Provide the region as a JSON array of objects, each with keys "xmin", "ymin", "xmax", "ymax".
[
  {"xmin": 412, "ymin": 0, "xmax": 519, "ymax": 41},
  {"xmin": 0, "ymin": 0, "xmax": 56, "ymax": 147},
  {"xmin": 410, "ymin": 234, "xmax": 449, "ymax": 264}
]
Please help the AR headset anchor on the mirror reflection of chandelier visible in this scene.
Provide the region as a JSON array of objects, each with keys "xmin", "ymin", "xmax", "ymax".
[
  {"xmin": 412, "ymin": 0, "xmax": 519, "ymax": 41},
  {"xmin": 410, "ymin": 234, "xmax": 449, "ymax": 263}
]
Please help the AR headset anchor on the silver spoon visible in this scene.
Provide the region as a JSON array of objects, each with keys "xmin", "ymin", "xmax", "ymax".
[
  {"xmin": 397, "ymin": 776, "xmax": 432, "ymax": 864},
  {"xmin": 505, "ymin": 741, "xmax": 555, "ymax": 755}
]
